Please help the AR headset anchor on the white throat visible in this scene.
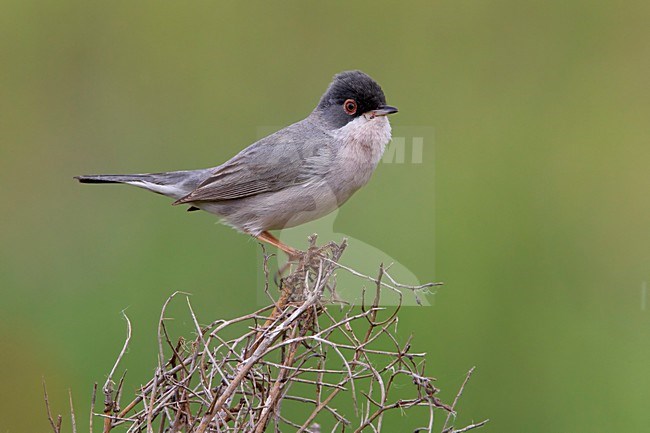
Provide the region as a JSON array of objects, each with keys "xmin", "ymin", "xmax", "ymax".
[{"xmin": 334, "ymin": 114, "xmax": 392, "ymax": 166}]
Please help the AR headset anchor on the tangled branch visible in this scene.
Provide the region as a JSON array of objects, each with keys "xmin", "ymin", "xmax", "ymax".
[{"xmin": 45, "ymin": 236, "xmax": 488, "ymax": 432}]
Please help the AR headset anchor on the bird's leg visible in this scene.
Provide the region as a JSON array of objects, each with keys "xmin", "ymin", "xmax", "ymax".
[
  {"xmin": 256, "ymin": 231, "xmax": 300, "ymax": 260},
  {"xmin": 255, "ymin": 231, "xmax": 300, "ymax": 287}
]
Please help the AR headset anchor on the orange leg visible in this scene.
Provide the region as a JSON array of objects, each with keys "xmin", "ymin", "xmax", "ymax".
[{"xmin": 256, "ymin": 231, "xmax": 300, "ymax": 260}]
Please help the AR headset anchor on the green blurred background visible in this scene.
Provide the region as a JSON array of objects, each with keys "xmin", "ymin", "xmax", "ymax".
[{"xmin": 2, "ymin": 1, "xmax": 650, "ymax": 431}]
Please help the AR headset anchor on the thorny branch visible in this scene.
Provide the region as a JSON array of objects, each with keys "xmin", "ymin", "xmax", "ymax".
[{"xmin": 45, "ymin": 236, "xmax": 487, "ymax": 432}]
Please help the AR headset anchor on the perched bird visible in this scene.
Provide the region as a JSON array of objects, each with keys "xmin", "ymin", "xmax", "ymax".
[{"xmin": 75, "ymin": 70, "xmax": 398, "ymax": 257}]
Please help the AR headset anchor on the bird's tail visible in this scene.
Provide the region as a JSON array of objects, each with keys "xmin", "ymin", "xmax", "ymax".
[
  {"xmin": 74, "ymin": 174, "xmax": 153, "ymax": 184},
  {"xmin": 74, "ymin": 170, "xmax": 210, "ymax": 200}
]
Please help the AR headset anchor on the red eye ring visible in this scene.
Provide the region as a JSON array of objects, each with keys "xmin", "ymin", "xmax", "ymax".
[{"xmin": 343, "ymin": 99, "xmax": 357, "ymax": 115}]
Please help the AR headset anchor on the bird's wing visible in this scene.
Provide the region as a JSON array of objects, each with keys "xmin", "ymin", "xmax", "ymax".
[{"xmin": 173, "ymin": 121, "xmax": 333, "ymax": 204}]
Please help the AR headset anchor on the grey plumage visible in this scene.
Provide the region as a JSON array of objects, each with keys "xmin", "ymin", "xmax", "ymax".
[
  {"xmin": 76, "ymin": 170, "xmax": 212, "ymax": 200},
  {"xmin": 75, "ymin": 70, "xmax": 397, "ymax": 237}
]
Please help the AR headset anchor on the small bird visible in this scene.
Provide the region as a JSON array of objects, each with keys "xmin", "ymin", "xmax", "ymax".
[{"xmin": 75, "ymin": 70, "xmax": 398, "ymax": 257}]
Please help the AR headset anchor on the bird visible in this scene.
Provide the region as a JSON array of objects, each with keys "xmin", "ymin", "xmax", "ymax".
[{"xmin": 75, "ymin": 70, "xmax": 398, "ymax": 258}]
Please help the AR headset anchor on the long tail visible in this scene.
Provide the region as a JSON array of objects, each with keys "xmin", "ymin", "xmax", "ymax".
[
  {"xmin": 74, "ymin": 170, "xmax": 210, "ymax": 200},
  {"xmin": 75, "ymin": 174, "xmax": 153, "ymax": 184}
]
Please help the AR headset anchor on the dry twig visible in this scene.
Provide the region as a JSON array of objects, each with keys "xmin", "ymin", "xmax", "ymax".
[{"xmin": 45, "ymin": 236, "xmax": 487, "ymax": 433}]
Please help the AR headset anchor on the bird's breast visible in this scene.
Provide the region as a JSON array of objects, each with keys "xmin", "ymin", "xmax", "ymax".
[{"xmin": 332, "ymin": 116, "xmax": 392, "ymax": 191}]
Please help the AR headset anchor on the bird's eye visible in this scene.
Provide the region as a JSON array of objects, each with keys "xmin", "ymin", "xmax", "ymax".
[{"xmin": 343, "ymin": 99, "xmax": 357, "ymax": 115}]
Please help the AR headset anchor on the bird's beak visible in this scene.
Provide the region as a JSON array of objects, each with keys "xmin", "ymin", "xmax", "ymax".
[{"xmin": 371, "ymin": 105, "xmax": 399, "ymax": 116}]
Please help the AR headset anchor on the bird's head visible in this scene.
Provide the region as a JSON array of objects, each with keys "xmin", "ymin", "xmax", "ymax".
[{"xmin": 315, "ymin": 71, "xmax": 398, "ymax": 129}]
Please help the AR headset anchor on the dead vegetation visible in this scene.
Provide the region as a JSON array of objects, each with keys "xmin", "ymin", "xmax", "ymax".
[{"xmin": 44, "ymin": 236, "xmax": 488, "ymax": 432}]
